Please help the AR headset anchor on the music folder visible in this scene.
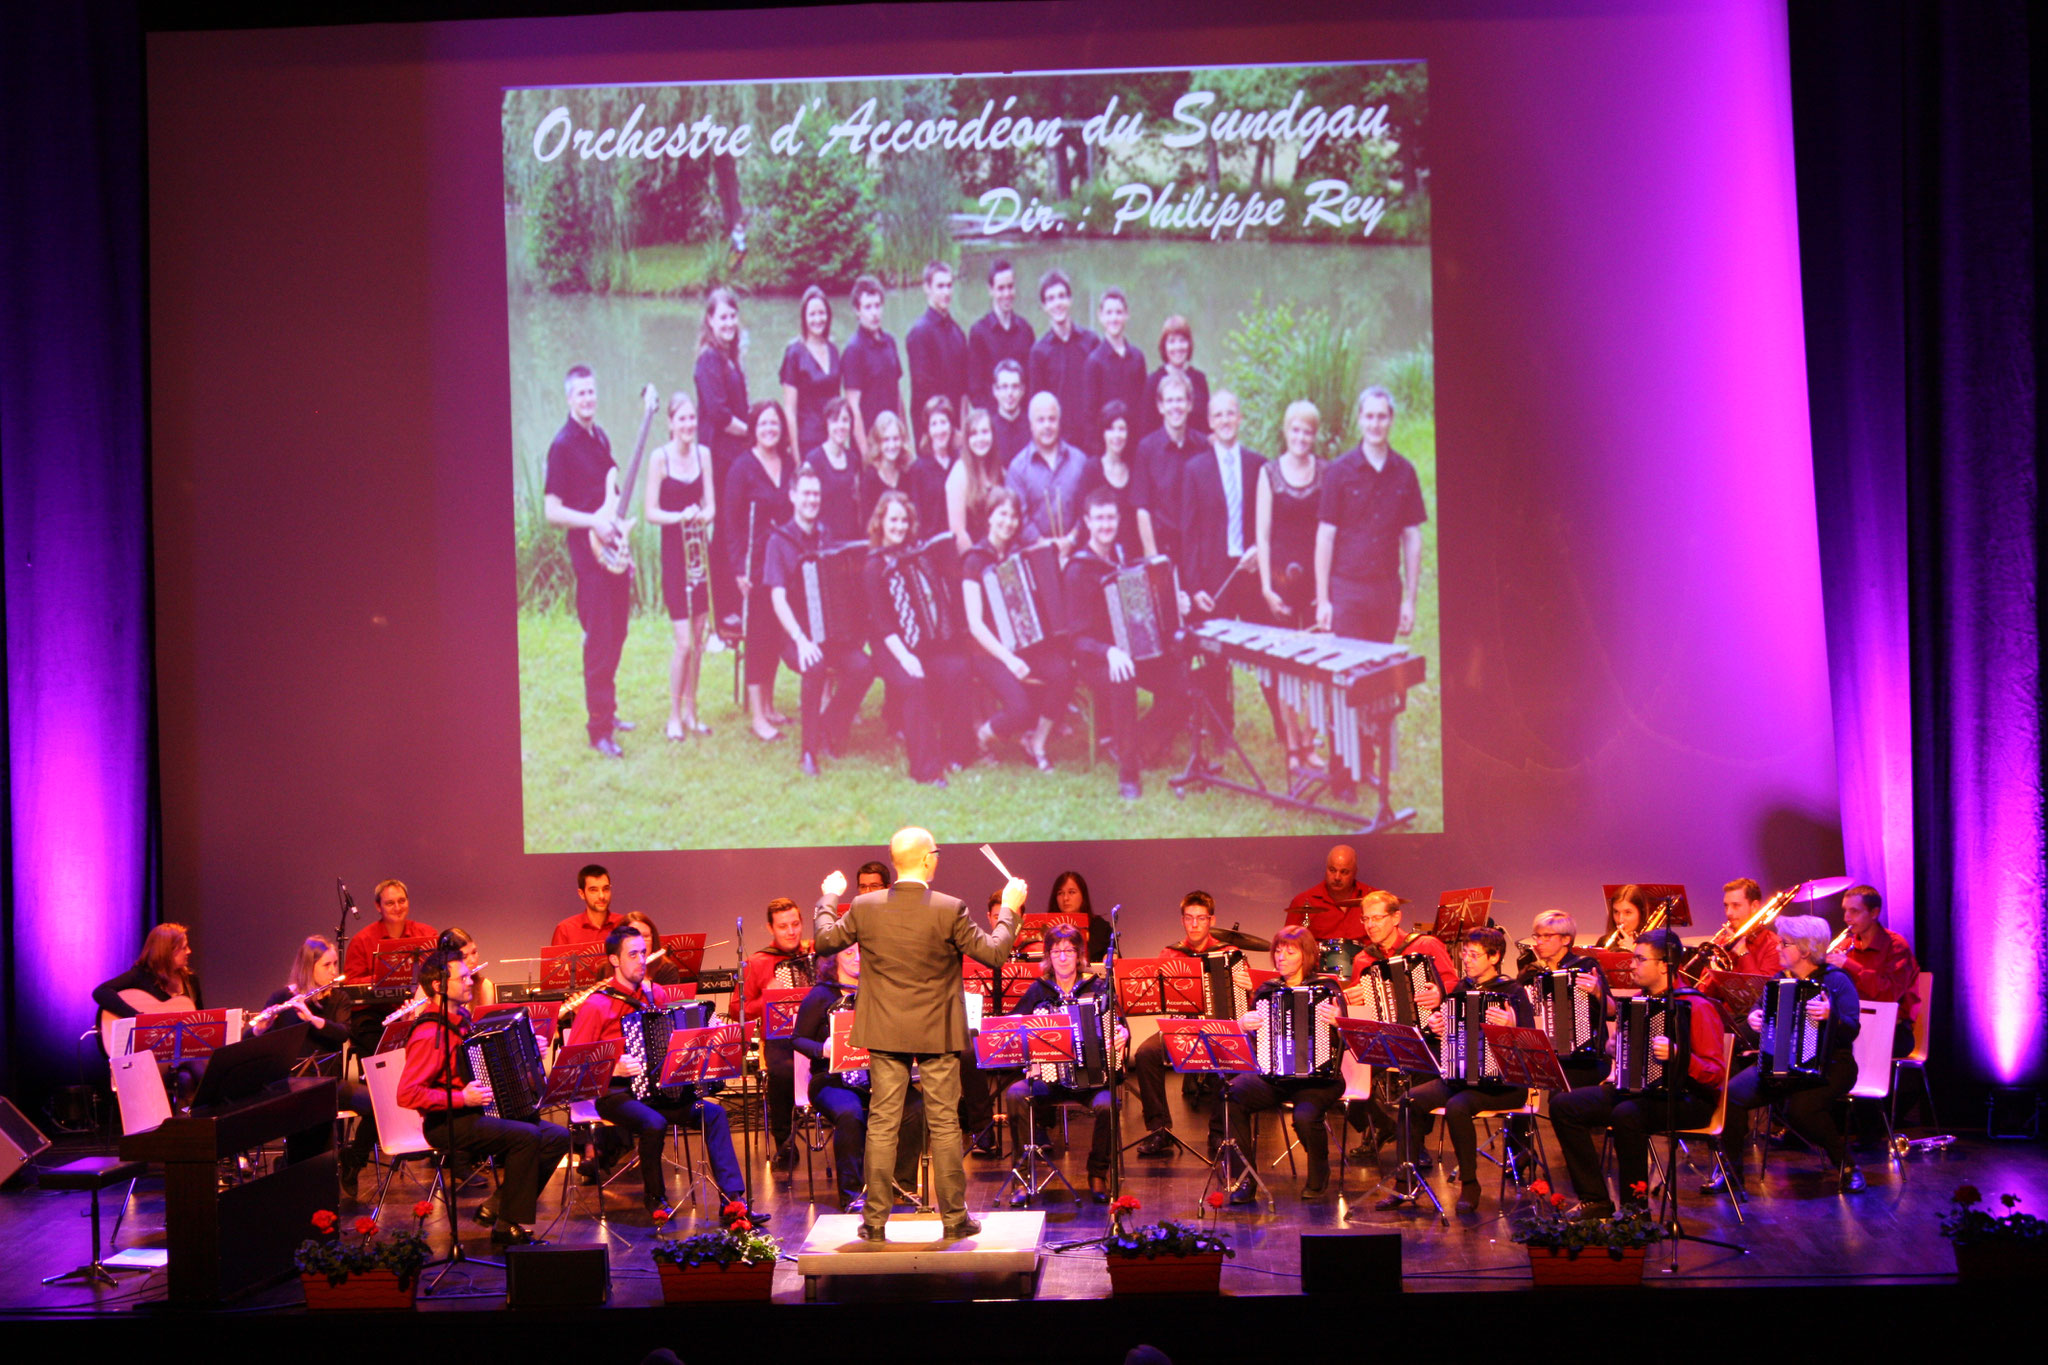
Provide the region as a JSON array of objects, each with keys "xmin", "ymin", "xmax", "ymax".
[
  {"xmin": 761, "ymin": 988, "xmax": 808, "ymax": 1040},
  {"xmin": 827, "ymin": 1011, "xmax": 870, "ymax": 1073},
  {"xmin": 1586, "ymin": 948, "xmax": 1638, "ymax": 991},
  {"xmin": 971, "ymin": 1014, "xmax": 1077, "ymax": 1069},
  {"xmin": 658, "ymin": 1023, "xmax": 744, "ymax": 1088},
  {"xmin": 1113, "ymin": 957, "xmax": 1203, "ymax": 1016},
  {"xmin": 1481, "ymin": 1025, "xmax": 1571, "ymax": 1092},
  {"xmin": 1157, "ymin": 1019, "xmax": 1256, "ymax": 1074},
  {"xmin": 1432, "ymin": 886, "xmax": 1494, "ymax": 943},
  {"xmin": 1333, "ymin": 1017, "xmax": 1440, "ymax": 1078},
  {"xmin": 539, "ymin": 1040, "xmax": 620, "ymax": 1109}
]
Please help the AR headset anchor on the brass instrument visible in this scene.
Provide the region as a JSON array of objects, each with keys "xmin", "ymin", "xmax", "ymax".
[
  {"xmin": 1594, "ymin": 895, "xmax": 1672, "ymax": 950},
  {"xmin": 1680, "ymin": 886, "xmax": 1796, "ymax": 984},
  {"xmin": 1827, "ymin": 926, "xmax": 1855, "ymax": 956}
]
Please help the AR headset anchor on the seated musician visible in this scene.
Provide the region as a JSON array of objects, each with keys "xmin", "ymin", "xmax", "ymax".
[
  {"xmin": 621, "ymin": 910, "xmax": 686, "ymax": 987},
  {"xmin": 341, "ymin": 878, "xmax": 437, "ymax": 1060},
  {"xmin": 249, "ymin": 935, "xmax": 378, "ymax": 1197},
  {"xmin": 1128, "ymin": 892, "xmax": 1250, "ymax": 1157},
  {"xmin": 1062, "ymin": 485, "xmax": 1194, "ymax": 801},
  {"xmin": 864, "ymin": 490, "xmax": 976, "ymax": 785},
  {"xmin": 1389, "ymin": 926, "xmax": 1535, "ymax": 1214},
  {"xmin": 1339, "ymin": 888, "xmax": 1458, "ymax": 1157},
  {"xmin": 94, "ymin": 923, "xmax": 206, "ymax": 1101},
  {"xmin": 794, "ymin": 943, "xmax": 926, "ymax": 1212},
  {"xmin": 766, "ymin": 463, "xmax": 876, "ymax": 778},
  {"xmin": 550, "ymin": 863, "xmax": 624, "ymax": 946},
  {"xmin": 1711, "ymin": 915, "xmax": 1865, "ymax": 1198},
  {"xmin": 1223, "ymin": 925, "xmax": 1344, "ymax": 1204},
  {"xmin": 399, "ymin": 946, "xmax": 571, "ymax": 1246},
  {"xmin": 1285, "ymin": 843, "xmax": 1371, "ymax": 959},
  {"xmin": 566, "ymin": 922, "xmax": 766, "ymax": 1225},
  {"xmin": 1547, "ymin": 928, "xmax": 1728, "ymax": 1219},
  {"xmin": 1002, "ymin": 925, "xmax": 1129, "ymax": 1203},
  {"xmin": 1716, "ymin": 878, "xmax": 1782, "ymax": 976},
  {"xmin": 1045, "ymin": 870, "xmax": 1114, "ymax": 960},
  {"xmin": 436, "ymin": 927, "xmax": 498, "ymax": 1007},
  {"xmin": 743, "ymin": 897, "xmax": 815, "ymax": 1172},
  {"xmin": 963, "ymin": 888, "xmax": 1007, "ymax": 1160},
  {"xmin": 855, "ymin": 860, "xmax": 893, "ymax": 895},
  {"xmin": 1514, "ymin": 909, "xmax": 1611, "ymax": 1088},
  {"xmin": 1827, "ymin": 883, "xmax": 1921, "ymax": 1057},
  {"xmin": 960, "ymin": 486, "xmax": 1076, "ymax": 771},
  {"xmin": 1596, "ymin": 884, "xmax": 1651, "ymax": 951}
]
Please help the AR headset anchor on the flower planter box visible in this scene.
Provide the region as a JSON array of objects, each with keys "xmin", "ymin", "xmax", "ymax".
[
  {"xmin": 301, "ymin": 1271, "xmax": 418, "ymax": 1310},
  {"xmin": 1952, "ymin": 1244, "xmax": 2048, "ymax": 1282},
  {"xmin": 1525, "ymin": 1246, "xmax": 1647, "ymax": 1287},
  {"xmin": 1105, "ymin": 1252, "xmax": 1226, "ymax": 1296},
  {"xmin": 657, "ymin": 1261, "xmax": 777, "ymax": 1303}
]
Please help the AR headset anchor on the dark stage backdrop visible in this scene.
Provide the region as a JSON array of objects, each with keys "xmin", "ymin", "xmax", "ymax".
[{"xmin": 137, "ymin": 0, "xmax": 1845, "ymax": 1018}]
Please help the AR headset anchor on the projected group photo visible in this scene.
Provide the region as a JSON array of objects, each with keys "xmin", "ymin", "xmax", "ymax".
[{"xmin": 505, "ymin": 61, "xmax": 1439, "ymax": 852}]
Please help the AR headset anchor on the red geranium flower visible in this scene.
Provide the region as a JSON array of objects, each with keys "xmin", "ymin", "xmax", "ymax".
[
  {"xmin": 722, "ymin": 1199, "xmax": 748, "ymax": 1217},
  {"xmin": 1953, "ymin": 1184, "xmax": 1981, "ymax": 1206},
  {"xmin": 732, "ymin": 1219, "xmax": 753, "ymax": 1232},
  {"xmin": 651, "ymin": 1206, "xmax": 671, "ymax": 1224},
  {"xmin": 1629, "ymin": 1181, "xmax": 1649, "ymax": 1197},
  {"xmin": 310, "ymin": 1209, "xmax": 338, "ymax": 1232},
  {"xmin": 1550, "ymin": 1193, "xmax": 1568, "ymax": 1209},
  {"xmin": 2002, "ymin": 1194, "xmax": 2021, "ymax": 1209},
  {"xmin": 1110, "ymin": 1195, "xmax": 1142, "ymax": 1214},
  {"xmin": 1529, "ymin": 1180, "xmax": 1550, "ymax": 1197},
  {"xmin": 1205, "ymin": 1191, "xmax": 1227, "ymax": 1209},
  {"xmin": 413, "ymin": 1200, "xmax": 434, "ymax": 1220},
  {"xmin": 353, "ymin": 1216, "xmax": 379, "ymax": 1237}
]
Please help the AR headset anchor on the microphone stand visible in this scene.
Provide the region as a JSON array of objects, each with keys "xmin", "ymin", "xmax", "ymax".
[
  {"xmin": 1654, "ymin": 973, "xmax": 1744, "ymax": 1270},
  {"xmin": 1050, "ymin": 905, "xmax": 1125, "ymax": 1254},
  {"xmin": 734, "ymin": 914, "xmax": 753, "ymax": 1205},
  {"xmin": 424, "ymin": 975, "xmax": 501, "ymax": 1294},
  {"xmin": 334, "ymin": 879, "xmax": 358, "ymax": 963}
]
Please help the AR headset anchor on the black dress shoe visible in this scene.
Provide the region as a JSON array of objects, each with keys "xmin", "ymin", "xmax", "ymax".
[
  {"xmin": 943, "ymin": 1217, "xmax": 983, "ymax": 1239},
  {"xmin": 855, "ymin": 1223, "xmax": 888, "ymax": 1242},
  {"xmin": 577, "ymin": 1162, "xmax": 603, "ymax": 1186},
  {"xmin": 1137, "ymin": 1130, "xmax": 1176, "ymax": 1157},
  {"xmin": 1228, "ymin": 1175, "xmax": 1258, "ymax": 1206},
  {"xmin": 801, "ymin": 751, "xmax": 821, "ymax": 777},
  {"xmin": 1566, "ymin": 1200, "xmax": 1616, "ymax": 1221},
  {"xmin": 770, "ymin": 1144, "xmax": 798, "ymax": 1172},
  {"xmin": 1119, "ymin": 780, "xmax": 1142, "ymax": 801},
  {"xmin": 644, "ymin": 1197, "xmax": 674, "ymax": 1222},
  {"xmin": 1840, "ymin": 1165, "xmax": 1867, "ymax": 1194},
  {"xmin": 1455, "ymin": 1182, "xmax": 1481, "ymax": 1213},
  {"xmin": 474, "ymin": 1201, "xmax": 497, "ymax": 1227},
  {"xmin": 591, "ymin": 736, "xmax": 625, "ymax": 758},
  {"xmin": 1300, "ymin": 1182, "xmax": 1328, "ymax": 1202},
  {"xmin": 338, "ymin": 1160, "xmax": 362, "ymax": 1200},
  {"xmin": 490, "ymin": 1224, "xmax": 541, "ymax": 1246}
]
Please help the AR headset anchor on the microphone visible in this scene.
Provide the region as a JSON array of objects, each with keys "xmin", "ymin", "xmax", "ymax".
[{"xmin": 338, "ymin": 878, "xmax": 359, "ymax": 917}]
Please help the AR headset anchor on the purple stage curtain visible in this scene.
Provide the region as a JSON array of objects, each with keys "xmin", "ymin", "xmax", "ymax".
[
  {"xmin": 0, "ymin": 1, "xmax": 155, "ymax": 1098},
  {"xmin": 1793, "ymin": 0, "xmax": 2043, "ymax": 1087}
]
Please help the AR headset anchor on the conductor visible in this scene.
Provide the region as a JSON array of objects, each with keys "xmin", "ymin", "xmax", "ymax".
[{"xmin": 815, "ymin": 827, "xmax": 1025, "ymax": 1241}]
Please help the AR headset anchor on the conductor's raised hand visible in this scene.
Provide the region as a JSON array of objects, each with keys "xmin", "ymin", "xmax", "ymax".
[
  {"xmin": 821, "ymin": 870, "xmax": 848, "ymax": 899},
  {"xmin": 999, "ymin": 876, "xmax": 1028, "ymax": 912}
]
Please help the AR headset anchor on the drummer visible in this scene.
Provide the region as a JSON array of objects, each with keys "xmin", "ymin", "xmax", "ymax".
[
  {"xmin": 1284, "ymin": 845, "xmax": 1375, "ymax": 976},
  {"xmin": 1126, "ymin": 892, "xmax": 1261, "ymax": 1158}
]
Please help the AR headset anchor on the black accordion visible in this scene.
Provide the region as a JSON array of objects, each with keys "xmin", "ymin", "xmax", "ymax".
[
  {"xmin": 1253, "ymin": 982, "xmax": 1341, "ymax": 1078},
  {"xmin": 1026, "ymin": 993, "xmax": 1121, "ymax": 1090},
  {"xmin": 1357, "ymin": 953, "xmax": 1438, "ymax": 1031},
  {"xmin": 622, "ymin": 1000, "xmax": 716, "ymax": 1100},
  {"xmin": 881, "ymin": 534, "xmax": 964, "ymax": 651},
  {"xmin": 1439, "ymin": 987, "xmax": 1514, "ymax": 1085},
  {"xmin": 800, "ymin": 541, "xmax": 868, "ymax": 646},
  {"xmin": 1614, "ymin": 994, "xmax": 1692, "ymax": 1097},
  {"xmin": 1527, "ymin": 968, "xmax": 1602, "ymax": 1056},
  {"xmin": 983, "ymin": 542, "xmax": 1069, "ymax": 651},
  {"xmin": 462, "ymin": 1011, "xmax": 547, "ymax": 1123},
  {"xmin": 1104, "ymin": 556, "xmax": 1184, "ymax": 661},
  {"xmin": 1198, "ymin": 949, "xmax": 1251, "ymax": 1021},
  {"xmin": 768, "ymin": 953, "xmax": 818, "ymax": 991},
  {"xmin": 1758, "ymin": 976, "xmax": 1828, "ymax": 1081}
]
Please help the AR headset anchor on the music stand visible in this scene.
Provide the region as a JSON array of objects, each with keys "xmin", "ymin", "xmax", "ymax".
[
  {"xmin": 130, "ymin": 1009, "xmax": 237, "ymax": 1068},
  {"xmin": 1433, "ymin": 887, "xmax": 1495, "ymax": 943},
  {"xmin": 998, "ymin": 961, "xmax": 1040, "ymax": 1013},
  {"xmin": 977, "ymin": 1015, "xmax": 1082, "ymax": 1207},
  {"xmin": 1335, "ymin": 1016, "xmax": 1447, "ymax": 1223},
  {"xmin": 371, "ymin": 941, "xmax": 436, "ymax": 998},
  {"xmin": 475, "ymin": 1001, "xmax": 559, "ymax": 1047},
  {"xmin": 761, "ymin": 988, "xmax": 808, "ymax": 1041},
  {"xmin": 1014, "ymin": 912, "xmax": 1086, "ymax": 960},
  {"xmin": 1587, "ymin": 948, "xmax": 1638, "ymax": 992},
  {"xmin": 1481, "ymin": 1025, "xmax": 1570, "ymax": 1192},
  {"xmin": 539, "ymin": 944, "xmax": 610, "ymax": 993},
  {"xmin": 658, "ymin": 1023, "xmax": 746, "ymax": 1089},
  {"xmin": 1113, "ymin": 957, "xmax": 1204, "ymax": 1016},
  {"xmin": 1159, "ymin": 1020, "xmax": 1268, "ymax": 1213},
  {"xmin": 1699, "ymin": 969, "xmax": 1770, "ymax": 1048},
  {"xmin": 658, "ymin": 933, "xmax": 708, "ymax": 978}
]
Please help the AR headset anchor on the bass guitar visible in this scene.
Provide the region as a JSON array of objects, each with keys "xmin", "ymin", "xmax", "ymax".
[{"xmin": 591, "ymin": 383, "xmax": 662, "ymax": 574}]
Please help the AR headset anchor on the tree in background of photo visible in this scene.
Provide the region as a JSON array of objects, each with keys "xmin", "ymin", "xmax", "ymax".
[{"xmin": 740, "ymin": 150, "xmax": 880, "ymax": 291}]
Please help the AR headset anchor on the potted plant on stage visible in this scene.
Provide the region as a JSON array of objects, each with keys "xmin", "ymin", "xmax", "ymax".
[
  {"xmin": 296, "ymin": 1206, "xmax": 432, "ymax": 1309},
  {"xmin": 1512, "ymin": 1182, "xmax": 1664, "ymax": 1287},
  {"xmin": 650, "ymin": 1201, "xmax": 781, "ymax": 1303},
  {"xmin": 1103, "ymin": 1196, "xmax": 1234, "ymax": 1295},
  {"xmin": 1940, "ymin": 1184, "xmax": 2048, "ymax": 1281}
]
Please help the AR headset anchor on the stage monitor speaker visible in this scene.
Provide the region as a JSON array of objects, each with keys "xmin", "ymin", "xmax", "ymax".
[
  {"xmin": 1300, "ymin": 1230, "xmax": 1400, "ymax": 1293},
  {"xmin": 0, "ymin": 1097, "xmax": 53, "ymax": 1188},
  {"xmin": 504, "ymin": 1243, "xmax": 610, "ymax": 1308}
]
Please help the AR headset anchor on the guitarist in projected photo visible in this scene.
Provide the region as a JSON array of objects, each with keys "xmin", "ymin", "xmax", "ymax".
[
  {"xmin": 542, "ymin": 365, "xmax": 660, "ymax": 759},
  {"xmin": 93, "ymin": 923, "xmax": 207, "ymax": 1101}
]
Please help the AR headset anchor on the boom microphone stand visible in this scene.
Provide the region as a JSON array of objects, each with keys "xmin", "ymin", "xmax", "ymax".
[
  {"xmin": 1653, "ymin": 975, "xmax": 1744, "ymax": 1271},
  {"xmin": 1050, "ymin": 904, "xmax": 1124, "ymax": 1253}
]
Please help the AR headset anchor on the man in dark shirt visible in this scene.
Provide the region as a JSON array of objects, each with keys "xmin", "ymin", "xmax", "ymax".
[
  {"xmin": 989, "ymin": 359, "xmax": 1031, "ymax": 462},
  {"xmin": 967, "ymin": 257, "xmax": 1035, "ymax": 412},
  {"xmin": 543, "ymin": 366, "xmax": 651, "ymax": 756},
  {"xmin": 904, "ymin": 260, "xmax": 968, "ymax": 432},
  {"xmin": 1027, "ymin": 269, "xmax": 1097, "ymax": 452},
  {"xmin": 1063, "ymin": 486, "xmax": 1193, "ymax": 800},
  {"xmin": 1314, "ymin": 385, "xmax": 1428, "ymax": 644},
  {"xmin": 1132, "ymin": 369, "xmax": 1206, "ymax": 561},
  {"xmin": 1082, "ymin": 288, "xmax": 1149, "ymax": 456},
  {"xmin": 765, "ymin": 465, "xmax": 875, "ymax": 775},
  {"xmin": 1003, "ymin": 392, "xmax": 1090, "ymax": 548},
  {"xmin": 842, "ymin": 275, "xmax": 903, "ymax": 462}
]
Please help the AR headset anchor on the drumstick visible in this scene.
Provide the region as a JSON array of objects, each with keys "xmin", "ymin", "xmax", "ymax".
[{"xmin": 980, "ymin": 844, "xmax": 1015, "ymax": 882}]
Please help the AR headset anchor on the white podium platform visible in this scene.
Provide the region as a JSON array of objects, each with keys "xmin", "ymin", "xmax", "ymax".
[{"xmin": 793, "ymin": 1211, "xmax": 1045, "ymax": 1300}]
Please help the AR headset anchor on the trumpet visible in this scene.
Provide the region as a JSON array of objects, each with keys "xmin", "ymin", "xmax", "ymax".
[
  {"xmin": 1891, "ymin": 1132, "xmax": 1957, "ymax": 1159},
  {"xmin": 1679, "ymin": 886, "xmax": 1796, "ymax": 984},
  {"xmin": 1827, "ymin": 926, "xmax": 1855, "ymax": 955}
]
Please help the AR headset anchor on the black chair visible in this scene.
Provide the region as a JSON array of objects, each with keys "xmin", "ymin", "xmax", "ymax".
[{"xmin": 38, "ymin": 1156, "xmax": 150, "ymax": 1287}]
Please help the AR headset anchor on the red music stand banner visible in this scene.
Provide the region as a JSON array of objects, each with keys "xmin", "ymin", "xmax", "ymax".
[
  {"xmin": 371, "ymin": 941, "xmax": 437, "ymax": 993},
  {"xmin": 1113, "ymin": 957, "xmax": 1203, "ymax": 1016},
  {"xmin": 540, "ymin": 1039, "xmax": 620, "ymax": 1108},
  {"xmin": 659, "ymin": 1023, "xmax": 745, "ymax": 1087},
  {"xmin": 1015, "ymin": 911, "xmax": 1087, "ymax": 958},
  {"xmin": 132, "ymin": 1010, "xmax": 233, "ymax": 1064},
  {"xmin": 477, "ymin": 1001, "xmax": 559, "ymax": 1046},
  {"xmin": 1587, "ymin": 948, "xmax": 1638, "ymax": 992},
  {"xmin": 1482, "ymin": 1025, "xmax": 1571, "ymax": 1091},
  {"xmin": 659, "ymin": 933, "xmax": 707, "ymax": 976},
  {"xmin": 1433, "ymin": 886, "xmax": 1494, "ymax": 942},
  {"xmin": 974, "ymin": 1013, "xmax": 1077, "ymax": 1068},
  {"xmin": 827, "ymin": 1011, "xmax": 870, "ymax": 1073},
  {"xmin": 762, "ymin": 988, "xmax": 808, "ymax": 1040},
  {"xmin": 999, "ymin": 961, "xmax": 1040, "ymax": 1012},
  {"xmin": 541, "ymin": 944, "xmax": 610, "ymax": 991},
  {"xmin": 1157, "ymin": 1019, "xmax": 1256, "ymax": 1074},
  {"xmin": 1334, "ymin": 1016, "xmax": 1440, "ymax": 1077},
  {"xmin": 962, "ymin": 960, "xmax": 995, "ymax": 1014}
]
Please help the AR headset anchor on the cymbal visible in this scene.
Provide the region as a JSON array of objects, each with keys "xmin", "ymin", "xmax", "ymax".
[{"xmin": 1211, "ymin": 926, "xmax": 1271, "ymax": 952}]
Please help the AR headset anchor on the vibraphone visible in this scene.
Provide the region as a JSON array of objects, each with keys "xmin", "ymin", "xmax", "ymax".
[{"xmin": 1181, "ymin": 618, "xmax": 1428, "ymax": 830}]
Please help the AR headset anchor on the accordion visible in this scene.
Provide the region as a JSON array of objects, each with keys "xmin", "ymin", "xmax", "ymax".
[
  {"xmin": 1439, "ymin": 987, "xmax": 1514, "ymax": 1085},
  {"xmin": 1758, "ymin": 976, "xmax": 1828, "ymax": 1081},
  {"xmin": 1614, "ymin": 994, "xmax": 1692, "ymax": 1097},
  {"xmin": 800, "ymin": 541, "xmax": 868, "ymax": 646},
  {"xmin": 622, "ymin": 1000, "xmax": 716, "ymax": 1100},
  {"xmin": 1198, "ymin": 949, "xmax": 1252, "ymax": 1021},
  {"xmin": 1027, "ymin": 993, "xmax": 1121, "ymax": 1090},
  {"xmin": 1254, "ymin": 982, "xmax": 1341, "ymax": 1078},
  {"xmin": 1104, "ymin": 556, "xmax": 1184, "ymax": 661},
  {"xmin": 462, "ymin": 1011, "xmax": 546, "ymax": 1123},
  {"xmin": 983, "ymin": 542, "xmax": 1069, "ymax": 651},
  {"xmin": 769, "ymin": 954, "xmax": 818, "ymax": 991},
  {"xmin": 1357, "ymin": 953, "xmax": 1438, "ymax": 1031},
  {"xmin": 1527, "ymin": 968, "xmax": 1602, "ymax": 1056},
  {"xmin": 881, "ymin": 534, "xmax": 964, "ymax": 651}
]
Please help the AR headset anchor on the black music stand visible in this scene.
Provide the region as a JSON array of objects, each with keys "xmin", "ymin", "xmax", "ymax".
[
  {"xmin": 1335, "ymin": 1016, "xmax": 1447, "ymax": 1224},
  {"xmin": 1481, "ymin": 1024, "xmax": 1569, "ymax": 1191},
  {"xmin": 531, "ymin": 1040, "xmax": 636, "ymax": 1248},
  {"xmin": 978, "ymin": 1015, "xmax": 1082, "ymax": 1208},
  {"xmin": 1160, "ymin": 1020, "xmax": 1268, "ymax": 1213},
  {"xmin": 1650, "ymin": 988, "xmax": 1746, "ymax": 1269},
  {"xmin": 1112, "ymin": 958, "xmax": 1207, "ymax": 1160}
]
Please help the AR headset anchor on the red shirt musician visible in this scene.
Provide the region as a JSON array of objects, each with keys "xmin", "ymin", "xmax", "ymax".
[
  {"xmin": 1717, "ymin": 878, "xmax": 1782, "ymax": 977},
  {"xmin": 342, "ymin": 879, "xmax": 436, "ymax": 982},
  {"xmin": 1284, "ymin": 843, "xmax": 1375, "ymax": 943},
  {"xmin": 550, "ymin": 863, "xmax": 624, "ymax": 946},
  {"xmin": 1340, "ymin": 889, "xmax": 1456, "ymax": 1004},
  {"xmin": 742, "ymin": 896, "xmax": 815, "ymax": 1171},
  {"xmin": 1827, "ymin": 883, "xmax": 1921, "ymax": 1055}
]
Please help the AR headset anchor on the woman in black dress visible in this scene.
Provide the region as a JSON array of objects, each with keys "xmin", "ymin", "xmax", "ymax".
[
  {"xmin": 779, "ymin": 285, "xmax": 842, "ymax": 457},
  {"xmin": 1257, "ymin": 399, "xmax": 1328, "ymax": 772},
  {"xmin": 959, "ymin": 487, "xmax": 1074, "ymax": 770},
  {"xmin": 863, "ymin": 490, "xmax": 974, "ymax": 784},
  {"xmin": 1074, "ymin": 400, "xmax": 1144, "ymax": 562},
  {"xmin": 722, "ymin": 401, "xmax": 794, "ymax": 742},
  {"xmin": 910, "ymin": 394, "xmax": 958, "ymax": 543},
  {"xmin": 642, "ymin": 391, "xmax": 717, "ymax": 739},
  {"xmin": 858, "ymin": 409, "xmax": 915, "ymax": 532},
  {"xmin": 249, "ymin": 935, "xmax": 378, "ymax": 1196},
  {"xmin": 694, "ymin": 288, "xmax": 750, "ymax": 634},
  {"xmin": 807, "ymin": 396, "xmax": 864, "ymax": 544}
]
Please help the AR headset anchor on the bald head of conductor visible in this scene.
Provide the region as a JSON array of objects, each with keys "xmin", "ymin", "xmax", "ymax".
[
  {"xmin": 819, "ymin": 827, "xmax": 1029, "ymax": 910},
  {"xmin": 1324, "ymin": 845, "xmax": 1359, "ymax": 900}
]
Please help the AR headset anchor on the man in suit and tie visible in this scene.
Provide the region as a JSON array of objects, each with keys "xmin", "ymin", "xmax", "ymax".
[
  {"xmin": 815, "ymin": 828, "xmax": 1026, "ymax": 1241},
  {"xmin": 1181, "ymin": 388, "xmax": 1270, "ymax": 733}
]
